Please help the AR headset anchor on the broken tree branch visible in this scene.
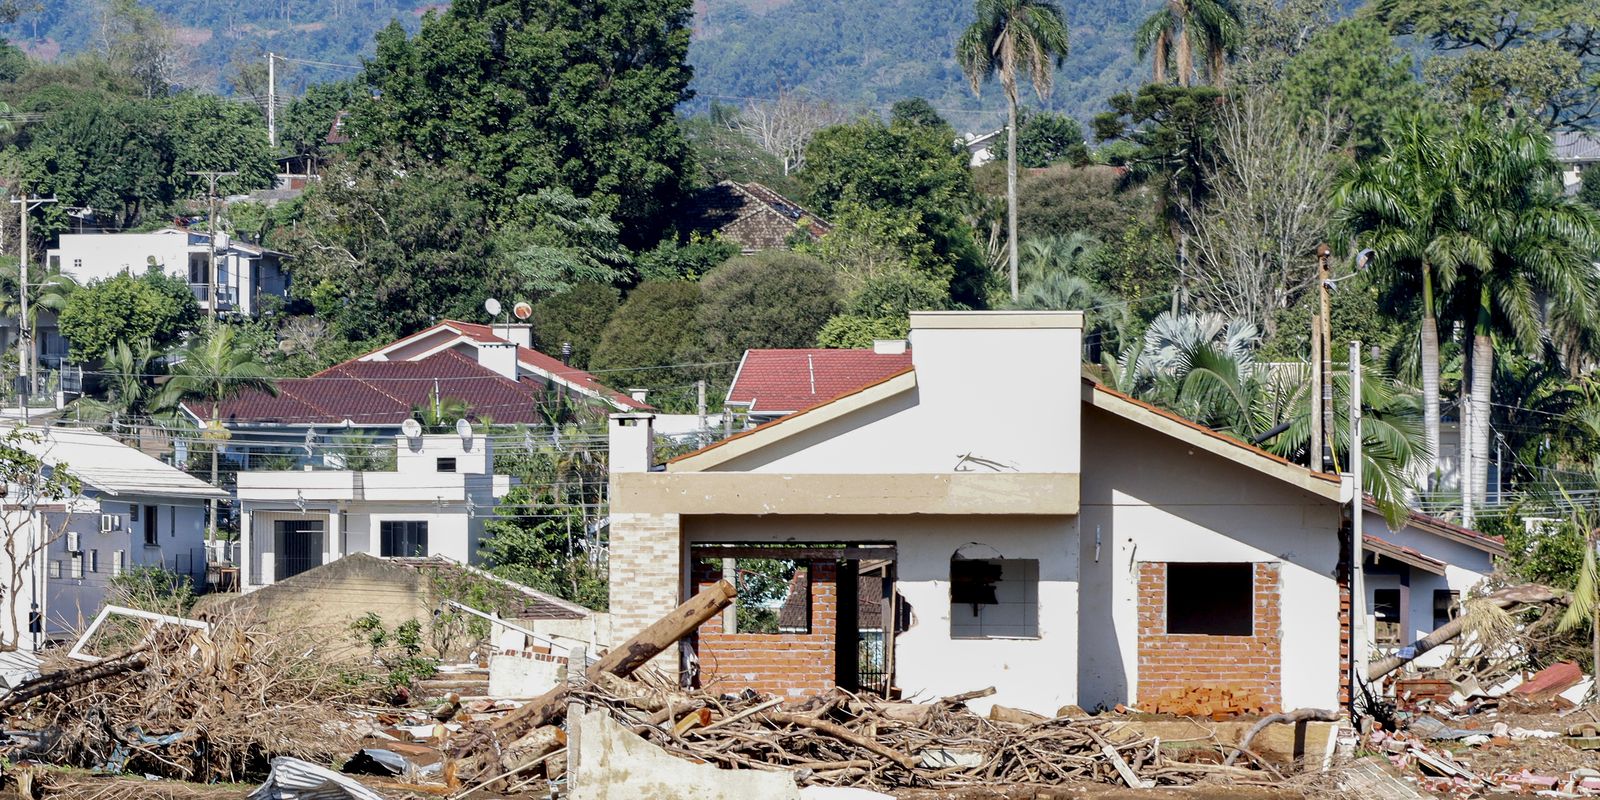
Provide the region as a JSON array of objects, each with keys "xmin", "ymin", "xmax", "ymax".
[
  {"xmin": 760, "ymin": 709, "xmax": 918, "ymax": 771},
  {"xmin": 0, "ymin": 646, "xmax": 149, "ymax": 715},
  {"xmin": 1222, "ymin": 708, "xmax": 1339, "ymax": 766},
  {"xmin": 1367, "ymin": 584, "xmax": 1567, "ymax": 681}
]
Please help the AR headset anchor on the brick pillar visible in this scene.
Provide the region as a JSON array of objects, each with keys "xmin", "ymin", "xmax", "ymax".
[{"xmin": 607, "ymin": 512, "xmax": 682, "ymax": 650}]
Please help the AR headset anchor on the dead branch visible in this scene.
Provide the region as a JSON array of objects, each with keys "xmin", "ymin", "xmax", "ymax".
[
  {"xmin": 1368, "ymin": 584, "xmax": 1567, "ymax": 681},
  {"xmin": 1222, "ymin": 707, "xmax": 1339, "ymax": 766}
]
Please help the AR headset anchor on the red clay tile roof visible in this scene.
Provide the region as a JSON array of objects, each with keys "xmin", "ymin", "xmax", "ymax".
[
  {"xmin": 678, "ymin": 181, "xmax": 831, "ymax": 252},
  {"xmin": 727, "ymin": 348, "xmax": 914, "ymax": 414},
  {"xmin": 429, "ymin": 321, "xmax": 650, "ymax": 411},
  {"xmin": 1364, "ymin": 497, "xmax": 1507, "ymax": 555},
  {"xmin": 204, "ymin": 350, "xmax": 551, "ymax": 426},
  {"xmin": 1364, "ymin": 534, "xmax": 1449, "ymax": 575}
]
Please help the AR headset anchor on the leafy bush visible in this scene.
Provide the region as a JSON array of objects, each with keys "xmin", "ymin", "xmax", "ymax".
[
  {"xmin": 107, "ymin": 565, "xmax": 196, "ymax": 617},
  {"xmin": 350, "ymin": 613, "xmax": 438, "ymax": 689}
]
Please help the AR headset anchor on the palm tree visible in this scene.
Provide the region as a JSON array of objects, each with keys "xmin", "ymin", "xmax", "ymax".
[
  {"xmin": 1452, "ymin": 112, "xmax": 1600, "ymax": 507},
  {"xmin": 0, "ymin": 261, "xmax": 78, "ymax": 401},
  {"xmin": 154, "ymin": 325, "xmax": 278, "ymax": 543},
  {"xmin": 957, "ymin": 0, "xmax": 1071, "ymax": 303},
  {"xmin": 1134, "ymin": 0, "xmax": 1241, "ymax": 87},
  {"xmin": 70, "ymin": 337, "xmax": 161, "ymax": 435},
  {"xmin": 1335, "ymin": 116, "xmax": 1467, "ymax": 494}
]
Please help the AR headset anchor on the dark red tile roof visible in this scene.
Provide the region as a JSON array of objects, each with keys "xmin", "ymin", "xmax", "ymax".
[
  {"xmin": 678, "ymin": 181, "xmax": 831, "ymax": 252},
  {"xmin": 203, "ymin": 350, "xmax": 551, "ymax": 425},
  {"xmin": 727, "ymin": 348, "xmax": 913, "ymax": 414},
  {"xmin": 435, "ymin": 321, "xmax": 650, "ymax": 411}
]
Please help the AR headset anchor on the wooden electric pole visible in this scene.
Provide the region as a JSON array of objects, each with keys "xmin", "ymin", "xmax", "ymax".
[
  {"xmin": 266, "ymin": 52, "xmax": 277, "ymax": 149},
  {"xmin": 10, "ymin": 193, "xmax": 55, "ymax": 422},
  {"xmin": 1316, "ymin": 243, "xmax": 1335, "ymax": 472},
  {"xmin": 187, "ymin": 171, "xmax": 238, "ymax": 319}
]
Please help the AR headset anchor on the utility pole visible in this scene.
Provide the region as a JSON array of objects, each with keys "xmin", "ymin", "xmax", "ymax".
[
  {"xmin": 187, "ymin": 171, "xmax": 238, "ymax": 319},
  {"xmin": 1462, "ymin": 400, "xmax": 1475, "ymax": 528},
  {"xmin": 10, "ymin": 193, "xmax": 56, "ymax": 422},
  {"xmin": 1309, "ymin": 311, "xmax": 1322, "ymax": 472},
  {"xmin": 266, "ymin": 52, "xmax": 277, "ymax": 149},
  {"xmin": 1348, "ymin": 339, "xmax": 1367, "ymax": 704},
  {"xmin": 1317, "ymin": 244, "xmax": 1335, "ymax": 472},
  {"xmin": 696, "ymin": 379, "xmax": 707, "ymax": 448}
]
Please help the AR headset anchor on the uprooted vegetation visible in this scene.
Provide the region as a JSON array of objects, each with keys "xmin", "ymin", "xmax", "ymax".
[{"xmin": 0, "ymin": 613, "xmax": 385, "ymax": 784}]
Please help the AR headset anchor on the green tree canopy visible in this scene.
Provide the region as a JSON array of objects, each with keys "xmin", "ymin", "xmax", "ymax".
[
  {"xmin": 58, "ymin": 269, "xmax": 201, "ymax": 362},
  {"xmin": 492, "ymin": 188, "xmax": 631, "ymax": 299},
  {"xmin": 530, "ymin": 284, "xmax": 621, "ymax": 371},
  {"xmin": 696, "ymin": 251, "xmax": 842, "ymax": 361},
  {"xmin": 591, "ymin": 280, "xmax": 704, "ymax": 397},
  {"xmin": 350, "ymin": 0, "xmax": 695, "ymax": 244},
  {"xmin": 1277, "ymin": 18, "xmax": 1425, "ymax": 157},
  {"xmin": 283, "ymin": 150, "xmax": 496, "ymax": 344},
  {"xmin": 1016, "ymin": 110, "xmax": 1088, "ymax": 168},
  {"xmin": 802, "ymin": 117, "xmax": 989, "ymax": 306}
]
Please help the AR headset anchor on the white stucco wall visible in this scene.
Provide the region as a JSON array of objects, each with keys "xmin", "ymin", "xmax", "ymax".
[
  {"xmin": 47, "ymin": 231, "xmax": 283, "ymax": 316},
  {"xmin": 1077, "ymin": 405, "xmax": 1345, "ymax": 712},
  {"xmin": 242, "ymin": 503, "xmax": 488, "ymax": 590},
  {"xmin": 683, "ymin": 514, "xmax": 1079, "ymax": 716},
  {"xmin": 1361, "ymin": 514, "xmax": 1496, "ymax": 670},
  {"xmin": 711, "ymin": 317, "xmax": 1082, "ymax": 476}
]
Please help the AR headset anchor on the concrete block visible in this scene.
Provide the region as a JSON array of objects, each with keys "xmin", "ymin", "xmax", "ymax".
[
  {"xmin": 570, "ymin": 707, "xmax": 801, "ymax": 800},
  {"xmin": 488, "ymin": 654, "xmax": 562, "ymax": 698}
]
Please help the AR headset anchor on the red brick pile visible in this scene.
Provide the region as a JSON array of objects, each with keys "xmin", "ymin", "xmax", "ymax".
[{"xmin": 1140, "ymin": 685, "xmax": 1274, "ymax": 719}]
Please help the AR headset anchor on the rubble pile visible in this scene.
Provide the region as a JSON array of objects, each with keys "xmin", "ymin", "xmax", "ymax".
[
  {"xmin": 0, "ymin": 616, "xmax": 379, "ymax": 784},
  {"xmin": 543, "ymin": 678, "xmax": 1285, "ymax": 792}
]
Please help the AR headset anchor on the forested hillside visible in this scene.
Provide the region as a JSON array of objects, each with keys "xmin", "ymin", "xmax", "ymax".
[
  {"xmin": 690, "ymin": 0, "xmax": 1151, "ymax": 128},
  {"xmin": 2, "ymin": 0, "xmax": 1155, "ymax": 129}
]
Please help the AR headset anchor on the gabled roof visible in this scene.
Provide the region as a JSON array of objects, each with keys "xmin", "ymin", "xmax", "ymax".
[
  {"xmin": 1364, "ymin": 534, "xmax": 1448, "ymax": 575},
  {"xmin": 1083, "ymin": 379, "xmax": 1344, "ymax": 500},
  {"xmin": 1364, "ymin": 499, "xmax": 1507, "ymax": 556},
  {"xmin": 1554, "ymin": 131, "xmax": 1600, "ymax": 163},
  {"xmin": 10, "ymin": 426, "xmax": 228, "ymax": 500},
  {"xmin": 726, "ymin": 348, "xmax": 914, "ymax": 414},
  {"xmin": 363, "ymin": 320, "xmax": 650, "ymax": 412},
  {"xmin": 677, "ymin": 181, "xmax": 831, "ymax": 252},
  {"xmin": 670, "ymin": 363, "xmax": 1343, "ymax": 503},
  {"xmin": 201, "ymin": 349, "xmax": 551, "ymax": 426}
]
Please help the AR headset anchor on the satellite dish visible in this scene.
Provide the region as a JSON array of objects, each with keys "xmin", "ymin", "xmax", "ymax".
[
  {"xmin": 401, "ymin": 418, "xmax": 423, "ymax": 439},
  {"xmin": 484, "ymin": 297, "xmax": 503, "ymax": 317},
  {"xmin": 513, "ymin": 301, "xmax": 533, "ymax": 320},
  {"xmin": 455, "ymin": 418, "xmax": 473, "ymax": 440}
]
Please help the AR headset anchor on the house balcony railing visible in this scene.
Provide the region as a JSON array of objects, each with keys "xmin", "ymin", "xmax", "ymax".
[{"xmin": 189, "ymin": 284, "xmax": 238, "ymax": 310}]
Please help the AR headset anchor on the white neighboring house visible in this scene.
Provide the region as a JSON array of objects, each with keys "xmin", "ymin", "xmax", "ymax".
[
  {"xmin": 46, "ymin": 228, "xmax": 290, "ymax": 317},
  {"xmin": 1555, "ymin": 131, "xmax": 1600, "ymax": 193},
  {"xmin": 958, "ymin": 127, "xmax": 1006, "ymax": 167},
  {"xmin": 1361, "ymin": 501, "xmax": 1504, "ymax": 672},
  {"xmin": 0, "ymin": 426, "xmax": 225, "ymax": 651},
  {"xmin": 236, "ymin": 432, "xmax": 511, "ymax": 590}
]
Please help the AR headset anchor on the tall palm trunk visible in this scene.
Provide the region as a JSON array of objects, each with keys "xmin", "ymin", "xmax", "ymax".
[
  {"xmin": 1006, "ymin": 91, "xmax": 1020, "ymax": 302},
  {"xmin": 1469, "ymin": 286, "xmax": 1494, "ymax": 508},
  {"xmin": 209, "ymin": 400, "xmax": 219, "ymax": 545},
  {"xmin": 1174, "ymin": 2, "xmax": 1193, "ymax": 86},
  {"xmin": 1419, "ymin": 266, "xmax": 1441, "ymax": 492},
  {"xmin": 1153, "ymin": 30, "xmax": 1168, "ymax": 84}
]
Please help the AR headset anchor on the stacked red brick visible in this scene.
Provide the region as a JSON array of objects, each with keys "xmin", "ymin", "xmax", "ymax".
[
  {"xmin": 693, "ymin": 561, "xmax": 838, "ymax": 699},
  {"xmin": 1141, "ymin": 686, "xmax": 1273, "ymax": 718},
  {"xmin": 1136, "ymin": 562, "xmax": 1284, "ymax": 714}
]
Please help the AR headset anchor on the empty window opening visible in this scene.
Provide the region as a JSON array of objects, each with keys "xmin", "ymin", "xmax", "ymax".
[
  {"xmin": 950, "ymin": 558, "xmax": 1038, "ymax": 639},
  {"xmin": 1166, "ymin": 563, "xmax": 1253, "ymax": 636},
  {"xmin": 703, "ymin": 557, "xmax": 809, "ymax": 634},
  {"xmin": 1433, "ymin": 589, "xmax": 1460, "ymax": 631},
  {"xmin": 1374, "ymin": 588, "xmax": 1403, "ymax": 646},
  {"xmin": 436, "ymin": 457, "xmax": 457, "ymax": 473},
  {"xmin": 143, "ymin": 505, "xmax": 158, "ymax": 546},
  {"xmin": 380, "ymin": 520, "xmax": 430, "ymax": 558}
]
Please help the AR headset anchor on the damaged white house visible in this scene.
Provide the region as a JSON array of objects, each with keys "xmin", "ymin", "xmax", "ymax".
[{"xmin": 605, "ymin": 311, "xmax": 1450, "ymax": 715}]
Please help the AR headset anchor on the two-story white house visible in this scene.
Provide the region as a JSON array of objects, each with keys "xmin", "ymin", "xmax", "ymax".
[
  {"xmin": 235, "ymin": 432, "xmax": 511, "ymax": 590},
  {"xmin": 47, "ymin": 228, "xmax": 289, "ymax": 318},
  {"xmin": 0, "ymin": 426, "xmax": 226, "ymax": 651}
]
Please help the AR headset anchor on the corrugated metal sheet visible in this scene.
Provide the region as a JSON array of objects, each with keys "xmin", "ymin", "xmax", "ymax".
[
  {"xmin": 0, "ymin": 650, "xmax": 40, "ymax": 693},
  {"xmin": 246, "ymin": 757, "xmax": 385, "ymax": 800}
]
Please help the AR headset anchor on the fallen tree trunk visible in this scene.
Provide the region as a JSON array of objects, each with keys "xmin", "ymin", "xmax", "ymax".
[
  {"xmin": 1222, "ymin": 707, "xmax": 1339, "ymax": 766},
  {"xmin": 1367, "ymin": 583, "xmax": 1566, "ymax": 682},
  {"xmin": 484, "ymin": 580, "xmax": 736, "ymax": 743},
  {"xmin": 0, "ymin": 647, "xmax": 149, "ymax": 715}
]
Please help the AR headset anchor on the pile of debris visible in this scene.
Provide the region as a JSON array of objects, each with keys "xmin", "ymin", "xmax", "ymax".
[
  {"xmin": 1139, "ymin": 685, "xmax": 1274, "ymax": 718},
  {"xmin": 0, "ymin": 612, "xmax": 380, "ymax": 784}
]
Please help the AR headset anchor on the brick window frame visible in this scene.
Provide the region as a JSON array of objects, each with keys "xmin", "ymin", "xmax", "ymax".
[{"xmin": 1137, "ymin": 561, "xmax": 1283, "ymax": 713}]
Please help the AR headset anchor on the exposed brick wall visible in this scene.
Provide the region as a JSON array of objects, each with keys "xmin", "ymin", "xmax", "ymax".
[
  {"xmin": 693, "ymin": 560, "xmax": 838, "ymax": 700},
  {"xmin": 1136, "ymin": 561, "xmax": 1282, "ymax": 713},
  {"xmin": 607, "ymin": 512, "xmax": 682, "ymax": 665}
]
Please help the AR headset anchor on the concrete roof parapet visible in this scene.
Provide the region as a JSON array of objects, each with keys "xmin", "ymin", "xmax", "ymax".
[{"xmin": 909, "ymin": 310, "xmax": 1085, "ymax": 330}]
